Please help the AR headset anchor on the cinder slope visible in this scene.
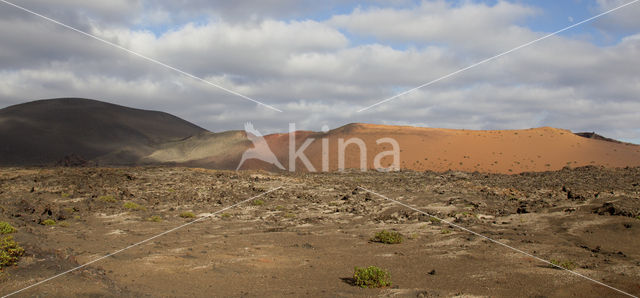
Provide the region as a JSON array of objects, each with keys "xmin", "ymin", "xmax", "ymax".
[
  {"xmin": 141, "ymin": 131, "xmax": 249, "ymax": 169},
  {"xmin": 0, "ymin": 98, "xmax": 206, "ymax": 165},
  {"xmin": 248, "ymin": 123, "xmax": 640, "ymax": 173}
]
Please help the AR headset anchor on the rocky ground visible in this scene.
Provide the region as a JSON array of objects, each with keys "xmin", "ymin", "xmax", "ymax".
[{"xmin": 0, "ymin": 166, "xmax": 639, "ymax": 297}]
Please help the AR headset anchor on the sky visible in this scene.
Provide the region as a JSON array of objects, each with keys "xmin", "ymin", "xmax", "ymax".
[{"xmin": 0, "ymin": 0, "xmax": 639, "ymax": 142}]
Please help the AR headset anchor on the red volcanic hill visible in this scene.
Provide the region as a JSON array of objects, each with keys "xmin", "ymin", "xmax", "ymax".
[
  {"xmin": 2, "ymin": 99, "xmax": 639, "ymax": 173},
  {"xmin": 146, "ymin": 122, "xmax": 640, "ymax": 174},
  {"xmin": 246, "ymin": 123, "xmax": 640, "ymax": 173}
]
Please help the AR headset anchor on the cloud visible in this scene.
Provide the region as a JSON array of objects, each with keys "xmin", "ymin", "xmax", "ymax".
[
  {"xmin": 0, "ymin": 0, "xmax": 639, "ymax": 143},
  {"xmin": 126, "ymin": 19, "xmax": 349, "ymax": 80},
  {"xmin": 0, "ymin": 0, "xmax": 142, "ymax": 28},
  {"xmin": 594, "ymin": 0, "xmax": 640, "ymax": 33},
  {"xmin": 328, "ymin": 0, "xmax": 539, "ymax": 54}
]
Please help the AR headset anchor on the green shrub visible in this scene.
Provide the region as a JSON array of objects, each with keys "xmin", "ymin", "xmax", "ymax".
[
  {"xmin": 0, "ymin": 236, "xmax": 24, "ymax": 269},
  {"xmin": 460, "ymin": 211, "xmax": 474, "ymax": 217},
  {"xmin": 147, "ymin": 216, "xmax": 163, "ymax": 222},
  {"xmin": 441, "ymin": 229, "xmax": 451, "ymax": 234},
  {"xmin": 428, "ymin": 217, "xmax": 441, "ymax": 224},
  {"xmin": 98, "ymin": 195, "xmax": 117, "ymax": 203},
  {"xmin": 550, "ymin": 259, "xmax": 576, "ymax": 270},
  {"xmin": 41, "ymin": 219, "xmax": 56, "ymax": 226},
  {"xmin": 252, "ymin": 199, "xmax": 265, "ymax": 206},
  {"xmin": 179, "ymin": 212, "xmax": 195, "ymax": 219},
  {"xmin": 371, "ymin": 230, "xmax": 403, "ymax": 244},
  {"xmin": 123, "ymin": 202, "xmax": 146, "ymax": 211},
  {"xmin": 61, "ymin": 193, "xmax": 70, "ymax": 198},
  {"xmin": 0, "ymin": 222, "xmax": 17, "ymax": 235},
  {"xmin": 353, "ymin": 266, "xmax": 391, "ymax": 288},
  {"xmin": 221, "ymin": 213, "xmax": 231, "ymax": 219}
]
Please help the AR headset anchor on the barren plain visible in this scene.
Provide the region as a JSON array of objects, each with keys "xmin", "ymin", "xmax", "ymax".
[{"xmin": 1, "ymin": 166, "xmax": 639, "ymax": 297}]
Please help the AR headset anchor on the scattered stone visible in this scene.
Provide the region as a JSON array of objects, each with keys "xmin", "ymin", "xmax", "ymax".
[{"xmin": 595, "ymin": 199, "xmax": 640, "ymax": 217}]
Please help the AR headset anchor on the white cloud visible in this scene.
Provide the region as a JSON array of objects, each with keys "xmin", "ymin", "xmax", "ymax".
[
  {"xmin": 0, "ymin": 0, "xmax": 143, "ymax": 28},
  {"xmin": 90, "ymin": 19, "xmax": 349, "ymax": 84},
  {"xmin": 594, "ymin": 0, "xmax": 640, "ymax": 32},
  {"xmin": 0, "ymin": 0, "xmax": 639, "ymax": 142},
  {"xmin": 329, "ymin": 0, "xmax": 539, "ymax": 54}
]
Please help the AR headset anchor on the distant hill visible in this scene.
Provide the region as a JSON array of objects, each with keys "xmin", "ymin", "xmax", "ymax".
[
  {"xmin": 1, "ymin": 98, "xmax": 639, "ymax": 173},
  {"xmin": 0, "ymin": 98, "xmax": 207, "ymax": 166},
  {"xmin": 160, "ymin": 122, "xmax": 640, "ymax": 173},
  {"xmin": 140, "ymin": 130, "xmax": 250, "ymax": 169},
  {"xmin": 246, "ymin": 123, "xmax": 640, "ymax": 173}
]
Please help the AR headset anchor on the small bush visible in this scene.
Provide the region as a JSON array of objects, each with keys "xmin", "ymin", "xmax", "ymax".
[
  {"xmin": 353, "ymin": 266, "xmax": 391, "ymax": 288},
  {"xmin": 550, "ymin": 259, "xmax": 576, "ymax": 270},
  {"xmin": 0, "ymin": 222, "xmax": 17, "ymax": 235},
  {"xmin": 428, "ymin": 217, "xmax": 441, "ymax": 224},
  {"xmin": 41, "ymin": 219, "xmax": 56, "ymax": 226},
  {"xmin": 147, "ymin": 216, "xmax": 163, "ymax": 222},
  {"xmin": 441, "ymin": 229, "xmax": 451, "ymax": 234},
  {"xmin": 61, "ymin": 193, "xmax": 70, "ymax": 198},
  {"xmin": 275, "ymin": 205, "xmax": 285, "ymax": 211},
  {"xmin": 0, "ymin": 236, "xmax": 24, "ymax": 269},
  {"xmin": 179, "ymin": 212, "xmax": 195, "ymax": 219},
  {"xmin": 221, "ymin": 213, "xmax": 231, "ymax": 219},
  {"xmin": 123, "ymin": 202, "xmax": 146, "ymax": 211},
  {"xmin": 252, "ymin": 199, "xmax": 265, "ymax": 206},
  {"xmin": 371, "ymin": 230, "xmax": 403, "ymax": 244},
  {"xmin": 98, "ymin": 195, "xmax": 116, "ymax": 203}
]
